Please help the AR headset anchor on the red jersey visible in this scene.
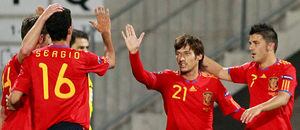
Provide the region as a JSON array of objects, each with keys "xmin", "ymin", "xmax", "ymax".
[
  {"xmin": 129, "ymin": 52, "xmax": 243, "ymax": 130},
  {"xmin": 13, "ymin": 45, "xmax": 109, "ymax": 130},
  {"xmin": 1, "ymin": 54, "xmax": 32, "ymax": 130},
  {"xmin": 229, "ymin": 59, "xmax": 297, "ymax": 130}
]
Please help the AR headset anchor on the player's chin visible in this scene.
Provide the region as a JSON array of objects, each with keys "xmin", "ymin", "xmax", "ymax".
[{"xmin": 180, "ymin": 68, "xmax": 189, "ymax": 73}]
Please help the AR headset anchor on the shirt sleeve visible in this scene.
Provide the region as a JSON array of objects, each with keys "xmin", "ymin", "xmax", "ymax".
[
  {"xmin": 12, "ymin": 57, "xmax": 32, "ymax": 95},
  {"xmin": 129, "ymin": 51, "xmax": 162, "ymax": 90},
  {"xmin": 84, "ymin": 52, "xmax": 109, "ymax": 76},
  {"xmin": 12, "ymin": 54, "xmax": 21, "ymax": 73},
  {"xmin": 1, "ymin": 66, "xmax": 9, "ymax": 107},
  {"xmin": 277, "ymin": 64, "xmax": 297, "ymax": 96},
  {"xmin": 228, "ymin": 62, "xmax": 250, "ymax": 84},
  {"xmin": 215, "ymin": 80, "xmax": 241, "ymax": 116}
]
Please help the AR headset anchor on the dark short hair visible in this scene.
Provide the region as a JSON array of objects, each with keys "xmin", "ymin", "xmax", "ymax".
[
  {"xmin": 174, "ymin": 34, "xmax": 205, "ymax": 70},
  {"xmin": 21, "ymin": 16, "xmax": 47, "ymax": 40},
  {"xmin": 70, "ymin": 29, "xmax": 89, "ymax": 47},
  {"xmin": 249, "ymin": 23, "xmax": 278, "ymax": 52},
  {"xmin": 46, "ymin": 7, "xmax": 72, "ymax": 41}
]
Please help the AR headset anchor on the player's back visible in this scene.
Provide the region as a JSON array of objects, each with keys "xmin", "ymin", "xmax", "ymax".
[
  {"xmin": 1, "ymin": 55, "xmax": 32, "ymax": 130},
  {"xmin": 15, "ymin": 45, "xmax": 109, "ymax": 129}
]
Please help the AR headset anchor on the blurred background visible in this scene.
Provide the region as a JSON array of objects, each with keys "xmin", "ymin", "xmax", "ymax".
[{"xmin": 1, "ymin": 0, "xmax": 300, "ymax": 130}]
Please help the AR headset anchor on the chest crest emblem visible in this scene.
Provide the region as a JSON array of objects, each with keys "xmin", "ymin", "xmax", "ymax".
[
  {"xmin": 203, "ymin": 91, "xmax": 213, "ymax": 106},
  {"xmin": 268, "ymin": 77, "xmax": 279, "ymax": 91}
]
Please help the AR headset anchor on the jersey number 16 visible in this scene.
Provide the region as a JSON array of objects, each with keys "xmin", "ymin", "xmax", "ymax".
[{"xmin": 39, "ymin": 63, "xmax": 75, "ymax": 100}]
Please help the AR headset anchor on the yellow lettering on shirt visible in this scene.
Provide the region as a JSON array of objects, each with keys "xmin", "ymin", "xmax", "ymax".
[
  {"xmin": 74, "ymin": 52, "xmax": 80, "ymax": 59},
  {"xmin": 52, "ymin": 51, "xmax": 58, "ymax": 58},
  {"xmin": 36, "ymin": 50, "xmax": 41, "ymax": 57},
  {"xmin": 36, "ymin": 50, "xmax": 81, "ymax": 59},
  {"xmin": 44, "ymin": 50, "xmax": 49, "ymax": 57},
  {"xmin": 2, "ymin": 67, "xmax": 11, "ymax": 89},
  {"xmin": 61, "ymin": 51, "xmax": 66, "ymax": 58}
]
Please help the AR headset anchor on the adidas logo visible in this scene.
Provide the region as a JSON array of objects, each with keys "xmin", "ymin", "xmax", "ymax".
[{"xmin": 189, "ymin": 86, "xmax": 197, "ymax": 92}]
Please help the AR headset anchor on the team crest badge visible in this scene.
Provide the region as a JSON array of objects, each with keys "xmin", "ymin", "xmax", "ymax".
[
  {"xmin": 203, "ymin": 91, "xmax": 213, "ymax": 106},
  {"xmin": 268, "ymin": 77, "xmax": 279, "ymax": 91}
]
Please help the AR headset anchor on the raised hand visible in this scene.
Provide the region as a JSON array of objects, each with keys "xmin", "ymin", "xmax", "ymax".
[
  {"xmin": 121, "ymin": 24, "xmax": 145, "ymax": 54},
  {"xmin": 90, "ymin": 7, "xmax": 111, "ymax": 33},
  {"xmin": 35, "ymin": 6, "xmax": 45, "ymax": 16},
  {"xmin": 40, "ymin": 3, "xmax": 64, "ymax": 21}
]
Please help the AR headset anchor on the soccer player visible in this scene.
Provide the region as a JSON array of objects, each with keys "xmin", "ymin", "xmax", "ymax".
[
  {"xmin": 70, "ymin": 7, "xmax": 113, "ymax": 130},
  {"xmin": 0, "ymin": 5, "xmax": 62, "ymax": 130},
  {"xmin": 8, "ymin": 5, "xmax": 115, "ymax": 130},
  {"xmin": 121, "ymin": 24, "xmax": 245, "ymax": 130},
  {"xmin": 203, "ymin": 23, "xmax": 297, "ymax": 130},
  {"xmin": 70, "ymin": 29, "xmax": 95, "ymax": 130}
]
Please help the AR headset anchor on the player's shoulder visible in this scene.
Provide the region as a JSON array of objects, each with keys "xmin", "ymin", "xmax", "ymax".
[
  {"xmin": 4, "ymin": 54, "xmax": 18, "ymax": 68},
  {"xmin": 277, "ymin": 59, "xmax": 294, "ymax": 67},
  {"xmin": 201, "ymin": 71, "xmax": 218, "ymax": 79},
  {"xmin": 276, "ymin": 59, "xmax": 296, "ymax": 72},
  {"xmin": 154, "ymin": 69, "xmax": 179, "ymax": 75}
]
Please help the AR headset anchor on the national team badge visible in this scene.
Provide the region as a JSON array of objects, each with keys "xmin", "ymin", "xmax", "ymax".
[
  {"xmin": 268, "ymin": 77, "xmax": 279, "ymax": 91},
  {"xmin": 203, "ymin": 91, "xmax": 213, "ymax": 106}
]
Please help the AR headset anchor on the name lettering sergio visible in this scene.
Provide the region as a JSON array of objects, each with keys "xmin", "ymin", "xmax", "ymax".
[{"xmin": 36, "ymin": 50, "xmax": 80, "ymax": 59}]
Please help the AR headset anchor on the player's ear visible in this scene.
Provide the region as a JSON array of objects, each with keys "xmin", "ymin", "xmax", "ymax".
[
  {"xmin": 66, "ymin": 26, "xmax": 73, "ymax": 46},
  {"xmin": 267, "ymin": 42, "xmax": 275, "ymax": 52},
  {"xmin": 196, "ymin": 54, "xmax": 203, "ymax": 61}
]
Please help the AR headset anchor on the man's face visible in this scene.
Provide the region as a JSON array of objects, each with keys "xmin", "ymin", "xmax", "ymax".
[
  {"xmin": 175, "ymin": 45, "xmax": 201, "ymax": 74},
  {"xmin": 248, "ymin": 34, "xmax": 272, "ymax": 63},
  {"xmin": 71, "ymin": 37, "xmax": 89, "ymax": 51}
]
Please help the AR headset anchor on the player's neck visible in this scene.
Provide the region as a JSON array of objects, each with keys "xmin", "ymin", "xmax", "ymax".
[
  {"xmin": 259, "ymin": 53, "xmax": 277, "ymax": 69},
  {"xmin": 52, "ymin": 40, "xmax": 68, "ymax": 46},
  {"xmin": 181, "ymin": 68, "xmax": 199, "ymax": 80}
]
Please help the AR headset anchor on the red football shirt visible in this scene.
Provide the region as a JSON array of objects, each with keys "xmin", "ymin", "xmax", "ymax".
[
  {"xmin": 229, "ymin": 59, "xmax": 297, "ymax": 130},
  {"xmin": 129, "ymin": 52, "xmax": 243, "ymax": 130},
  {"xmin": 1, "ymin": 54, "xmax": 32, "ymax": 130},
  {"xmin": 13, "ymin": 45, "xmax": 109, "ymax": 130}
]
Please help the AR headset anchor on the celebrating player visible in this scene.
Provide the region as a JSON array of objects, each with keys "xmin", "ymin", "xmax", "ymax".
[
  {"xmin": 1, "ymin": 4, "xmax": 62, "ymax": 130},
  {"xmin": 204, "ymin": 23, "xmax": 297, "ymax": 130},
  {"xmin": 7, "ymin": 4, "xmax": 115, "ymax": 130},
  {"xmin": 122, "ymin": 24, "xmax": 245, "ymax": 130}
]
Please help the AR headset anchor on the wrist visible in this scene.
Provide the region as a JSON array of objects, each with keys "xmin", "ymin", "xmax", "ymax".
[
  {"xmin": 129, "ymin": 49, "xmax": 138, "ymax": 54},
  {"xmin": 101, "ymin": 30, "xmax": 111, "ymax": 35}
]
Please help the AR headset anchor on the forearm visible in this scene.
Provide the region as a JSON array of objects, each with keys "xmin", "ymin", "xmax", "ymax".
[
  {"xmin": 129, "ymin": 51, "xmax": 156, "ymax": 87},
  {"xmin": 101, "ymin": 31, "xmax": 115, "ymax": 69},
  {"xmin": 256, "ymin": 92, "xmax": 290, "ymax": 112},
  {"xmin": 203, "ymin": 56, "xmax": 231, "ymax": 81}
]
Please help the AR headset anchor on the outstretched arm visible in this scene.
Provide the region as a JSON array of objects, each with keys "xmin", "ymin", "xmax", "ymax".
[
  {"xmin": 240, "ymin": 92, "xmax": 290, "ymax": 123},
  {"xmin": 122, "ymin": 24, "xmax": 160, "ymax": 88},
  {"xmin": 203, "ymin": 56, "xmax": 232, "ymax": 81},
  {"xmin": 18, "ymin": 4, "xmax": 63, "ymax": 63},
  {"xmin": 90, "ymin": 7, "xmax": 115, "ymax": 69}
]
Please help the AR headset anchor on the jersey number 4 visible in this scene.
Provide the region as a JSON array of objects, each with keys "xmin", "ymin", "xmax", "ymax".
[{"xmin": 39, "ymin": 63, "xmax": 75, "ymax": 100}]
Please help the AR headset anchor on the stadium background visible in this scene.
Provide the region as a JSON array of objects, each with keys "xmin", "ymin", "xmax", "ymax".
[{"xmin": 0, "ymin": 0, "xmax": 300, "ymax": 129}]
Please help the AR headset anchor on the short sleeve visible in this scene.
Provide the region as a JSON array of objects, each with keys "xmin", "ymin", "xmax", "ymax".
[
  {"xmin": 215, "ymin": 80, "xmax": 241, "ymax": 115},
  {"xmin": 228, "ymin": 62, "xmax": 251, "ymax": 84},
  {"xmin": 84, "ymin": 52, "xmax": 109, "ymax": 76},
  {"xmin": 12, "ymin": 57, "xmax": 32, "ymax": 95},
  {"xmin": 278, "ymin": 65, "xmax": 297, "ymax": 96}
]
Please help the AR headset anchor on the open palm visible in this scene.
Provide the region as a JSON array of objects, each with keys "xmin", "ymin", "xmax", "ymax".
[
  {"xmin": 90, "ymin": 6, "xmax": 111, "ymax": 33},
  {"xmin": 122, "ymin": 24, "xmax": 145, "ymax": 54}
]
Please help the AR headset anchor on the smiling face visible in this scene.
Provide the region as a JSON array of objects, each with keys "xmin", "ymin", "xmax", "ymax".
[
  {"xmin": 175, "ymin": 44, "xmax": 202, "ymax": 74},
  {"xmin": 248, "ymin": 34, "xmax": 274, "ymax": 64}
]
